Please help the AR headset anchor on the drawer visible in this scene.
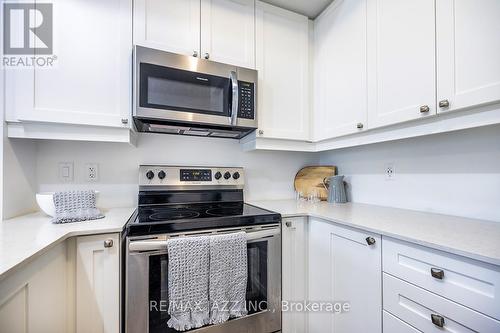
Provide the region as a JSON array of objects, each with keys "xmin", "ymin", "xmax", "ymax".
[
  {"xmin": 383, "ymin": 273, "xmax": 500, "ymax": 333},
  {"xmin": 383, "ymin": 311, "xmax": 421, "ymax": 333},
  {"xmin": 383, "ymin": 237, "xmax": 500, "ymax": 320}
]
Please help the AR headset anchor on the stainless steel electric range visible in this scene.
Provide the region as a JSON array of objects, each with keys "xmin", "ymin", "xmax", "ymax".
[{"xmin": 124, "ymin": 165, "xmax": 282, "ymax": 333}]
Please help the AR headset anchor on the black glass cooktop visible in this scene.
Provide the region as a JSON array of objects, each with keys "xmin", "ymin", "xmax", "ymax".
[{"xmin": 127, "ymin": 201, "xmax": 280, "ymax": 236}]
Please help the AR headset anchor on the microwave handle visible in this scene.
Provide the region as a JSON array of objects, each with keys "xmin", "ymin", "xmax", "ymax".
[{"xmin": 230, "ymin": 71, "xmax": 239, "ymax": 126}]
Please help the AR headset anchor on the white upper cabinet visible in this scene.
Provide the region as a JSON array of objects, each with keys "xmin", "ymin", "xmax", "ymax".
[
  {"xmin": 201, "ymin": 0, "xmax": 255, "ymax": 68},
  {"xmin": 256, "ymin": 1, "xmax": 310, "ymax": 141},
  {"xmin": 313, "ymin": 0, "xmax": 368, "ymax": 141},
  {"xmin": 436, "ymin": 0, "xmax": 500, "ymax": 114},
  {"xmin": 133, "ymin": 0, "xmax": 255, "ymax": 68},
  {"xmin": 367, "ymin": 0, "xmax": 436, "ymax": 128},
  {"xmin": 134, "ymin": 0, "xmax": 200, "ymax": 56},
  {"xmin": 5, "ymin": 0, "xmax": 133, "ymax": 129}
]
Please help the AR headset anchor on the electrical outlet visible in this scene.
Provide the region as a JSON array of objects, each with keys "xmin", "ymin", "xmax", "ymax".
[
  {"xmin": 385, "ymin": 163, "xmax": 396, "ymax": 180},
  {"xmin": 85, "ymin": 163, "xmax": 99, "ymax": 182},
  {"xmin": 58, "ymin": 162, "xmax": 74, "ymax": 182}
]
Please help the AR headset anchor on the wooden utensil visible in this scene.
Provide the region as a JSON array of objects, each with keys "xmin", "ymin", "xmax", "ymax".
[{"xmin": 294, "ymin": 166, "xmax": 337, "ymax": 201}]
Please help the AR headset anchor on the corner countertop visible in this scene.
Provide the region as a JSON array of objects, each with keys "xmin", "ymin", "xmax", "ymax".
[
  {"xmin": 0, "ymin": 207, "xmax": 136, "ymax": 280},
  {"xmin": 249, "ymin": 200, "xmax": 500, "ymax": 266}
]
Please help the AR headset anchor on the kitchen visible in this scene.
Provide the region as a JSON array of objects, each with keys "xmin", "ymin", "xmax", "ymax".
[{"xmin": 1, "ymin": 0, "xmax": 500, "ymax": 332}]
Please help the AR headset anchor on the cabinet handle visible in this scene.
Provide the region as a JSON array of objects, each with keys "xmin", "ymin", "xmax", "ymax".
[
  {"xmin": 431, "ymin": 314, "xmax": 445, "ymax": 328},
  {"xmin": 104, "ymin": 239, "xmax": 114, "ymax": 248},
  {"xmin": 439, "ymin": 99, "xmax": 450, "ymax": 108},
  {"xmin": 285, "ymin": 221, "xmax": 292, "ymax": 228},
  {"xmin": 193, "ymin": 50, "xmax": 198, "ymax": 57},
  {"xmin": 365, "ymin": 237, "xmax": 376, "ymax": 245},
  {"xmin": 121, "ymin": 118, "xmax": 128, "ymax": 125},
  {"xmin": 420, "ymin": 105, "xmax": 430, "ymax": 113},
  {"xmin": 356, "ymin": 123, "xmax": 364, "ymax": 129},
  {"xmin": 258, "ymin": 129, "xmax": 264, "ymax": 135},
  {"xmin": 430, "ymin": 267, "xmax": 444, "ymax": 280},
  {"xmin": 204, "ymin": 53, "xmax": 210, "ymax": 59}
]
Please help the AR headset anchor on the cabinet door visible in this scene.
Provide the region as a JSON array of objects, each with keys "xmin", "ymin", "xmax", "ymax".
[
  {"xmin": 76, "ymin": 234, "xmax": 120, "ymax": 333},
  {"xmin": 308, "ymin": 218, "xmax": 381, "ymax": 333},
  {"xmin": 282, "ymin": 217, "xmax": 308, "ymax": 333},
  {"xmin": 201, "ymin": 0, "xmax": 255, "ymax": 68},
  {"xmin": 256, "ymin": 1, "xmax": 309, "ymax": 141},
  {"xmin": 436, "ymin": 0, "xmax": 500, "ymax": 114},
  {"xmin": 134, "ymin": 0, "xmax": 200, "ymax": 56},
  {"xmin": 0, "ymin": 243, "xmax": 68, "ymax": 333},
  {"xmin": 5, "ymin": 0, "xmax": 132, "ymax": 128},
  {"xmin": 367, "ymin": 0, "xmax": 436, "ymax": 128},
  {"xmin": 313, "ymin": 0, "xmax": 368, "ymax": 141}
]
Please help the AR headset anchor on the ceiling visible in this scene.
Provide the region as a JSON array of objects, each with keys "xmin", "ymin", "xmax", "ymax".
[{"xmin": 260, "ymin": 0, "xmax": 334, "ymax": 18}]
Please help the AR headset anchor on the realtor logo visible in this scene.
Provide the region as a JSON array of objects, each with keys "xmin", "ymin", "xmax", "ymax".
[{"xmin": 3, "ymin": 3, "xmax": 53, "ymax": 55}]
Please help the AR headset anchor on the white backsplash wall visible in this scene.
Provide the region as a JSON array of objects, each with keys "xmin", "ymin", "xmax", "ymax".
[
  {"xmin": 36, "ymin": 133, "xmax": 318, "ymax": 208},
  {"xmin": 319, "ymin": 124, "xmax": 500, "ymax": 222},
  {"xmin": 3, "ymin": 137, "xmax": 38, "ymax": 219}
]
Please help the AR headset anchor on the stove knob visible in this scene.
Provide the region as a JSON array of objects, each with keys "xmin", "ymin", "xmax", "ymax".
[
  {"xmin": 224, "ymin": 171, "xmax": 231, "ymax": 180},
  {"xmin": 146, "ymin": 170, "xmax": 155, "ymax": 180},
  {"xmin": 233, "ymin": 172, "xmax": 240, "ymax": 180},
  {"xmin": 214, "ymin": 171, "xmax": 222, "ymax": 180},
  {"xmin": 158, "ymin": 170, "xmax": 166, "ymax": 180}
]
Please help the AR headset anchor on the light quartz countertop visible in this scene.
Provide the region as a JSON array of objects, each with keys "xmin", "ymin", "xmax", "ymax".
[
  {"xmin": 249, "ymin": 200, "xmax": 500, "ymax": 266},
  {"xmin": 0, "ymin": 207, "xmax": 136, "ymax": 280}
]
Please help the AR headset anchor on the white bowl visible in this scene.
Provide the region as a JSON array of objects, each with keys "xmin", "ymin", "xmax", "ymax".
[{"xmin": 36, "ymin": 191, "xmax": 100, "ymax": 217}]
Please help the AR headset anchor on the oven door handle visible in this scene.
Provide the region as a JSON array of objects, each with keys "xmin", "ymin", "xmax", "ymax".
[
  {"xmin": 229, "ymin": 70, "xmax": 239, "ymax": 126},
  {"xmin": 128, "ymin": 228, "xmax": 279, "ymax": 253}
]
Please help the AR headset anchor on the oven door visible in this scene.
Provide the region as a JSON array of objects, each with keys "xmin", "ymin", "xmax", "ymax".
[{"xmin": 125, "ymin": 225, "xmax": 281, "ymax": 333}]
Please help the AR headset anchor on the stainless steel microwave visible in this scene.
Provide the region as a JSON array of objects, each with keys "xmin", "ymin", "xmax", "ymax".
[{"xmin": 133, "ymin": 46, "xmax": 258, "ymax": 139}]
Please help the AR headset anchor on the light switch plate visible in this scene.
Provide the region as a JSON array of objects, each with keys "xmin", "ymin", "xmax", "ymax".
[{"xmin": 58, "ymin": 162, "xmax": 74, "ymax": 182}]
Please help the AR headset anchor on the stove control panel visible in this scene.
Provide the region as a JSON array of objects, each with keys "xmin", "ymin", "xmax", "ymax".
[{"xmin": 139, "ymin": 165, "xmax": 245, "ymax": 187}]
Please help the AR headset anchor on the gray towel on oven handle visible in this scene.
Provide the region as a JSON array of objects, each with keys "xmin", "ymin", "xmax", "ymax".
[
  {"xmin": 166, "ymin": 236, "xmax": 210, "ymax": 331},
  {"xmin": 209, "ymin": 231, "xmax": 248, "ymax": 324}
]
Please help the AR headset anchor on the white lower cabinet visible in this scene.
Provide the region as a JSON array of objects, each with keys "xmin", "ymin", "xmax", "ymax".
[
  {"xmin": 382, "ymin": 236, "xmax": 500, "ymax": 332},
  {"xmin": 281, "ymin": 217, "xmax": 308, "ymax": 333},
  {"xmin": 76, "ymin": 233, "xmax": 120, "ymax": 333},
  {"xmin": 307, "ymin": 218, "xmax": 382, "ymax": 333},
  {"xmin": 0, "ymin": 234, "xmax": 121, "ymax": 333},
  {"xmin": 383, "ymin": 273, "xmax": 500, "ymax": 333},
  {"xmin": 383, "ymin": 311, "xmax": 421, "ymax": 333},
  {"xmin": 0, "ymin": 243, "xmax": 69, "ymax": 333}
]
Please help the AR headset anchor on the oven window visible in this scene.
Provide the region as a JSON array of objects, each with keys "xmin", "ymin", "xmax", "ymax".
[
  {"xmin": 140, "ymin": 63, "xmax": 231, "ymax": 117},
  {"xmin": 148, "ymin": 241, "xmax": 268, "ymax": 333}
]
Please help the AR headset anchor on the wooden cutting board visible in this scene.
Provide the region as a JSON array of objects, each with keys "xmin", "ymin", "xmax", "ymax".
[{"xmin": 294, "ymin": 166, "xmax": 337, "ymax": 201}]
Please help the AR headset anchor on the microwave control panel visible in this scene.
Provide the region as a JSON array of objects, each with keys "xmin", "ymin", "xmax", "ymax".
[{"xmin": 237, "ymin": 81, "xmax": 255, "ymax": 119}]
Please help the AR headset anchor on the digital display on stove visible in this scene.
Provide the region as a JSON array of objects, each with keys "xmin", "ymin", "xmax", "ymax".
[{"xmin": 180, "ymin": 169, "xmax": 212, "ymax": 182}]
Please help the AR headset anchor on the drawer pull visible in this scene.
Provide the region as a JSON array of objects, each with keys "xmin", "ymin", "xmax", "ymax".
[
  {"xmin": 431, "ymin": 314, "xmax": 445, "ymax": 328},
  {"xmin": 365, "ymin": 237, "xmax": 376, "ymax": 246},
  {"xmin": 431, "ymin": 268, "xmax": 444, "ymax": 280}
]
